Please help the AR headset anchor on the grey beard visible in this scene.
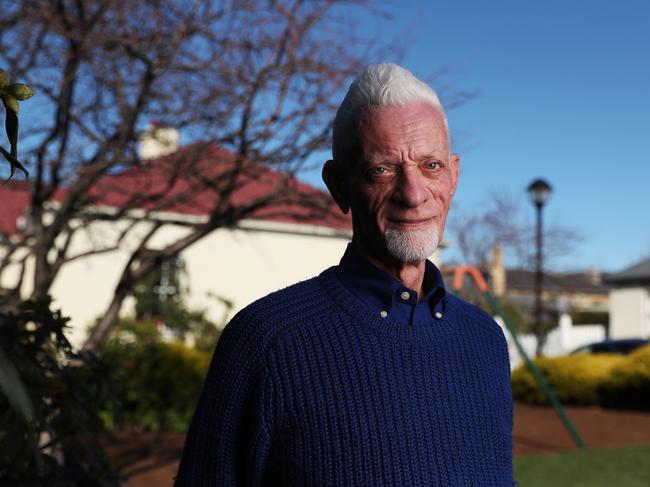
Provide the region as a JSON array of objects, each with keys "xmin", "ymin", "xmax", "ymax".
[{"xmin": 384, "ymin": 226, "xmax": 440, "ymax": 262}]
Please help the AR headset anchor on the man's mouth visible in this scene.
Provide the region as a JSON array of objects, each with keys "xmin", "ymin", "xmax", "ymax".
[{"xmin": 386, "ymin": 217, "xmax": 435, "ymax": 229}]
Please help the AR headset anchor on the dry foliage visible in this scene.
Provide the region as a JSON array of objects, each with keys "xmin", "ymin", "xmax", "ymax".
[
  {"xmin": 0, "ymin": 0, "xmax": 412, "ymax": 350},
  {"xmin": 449, "ymin": 190, "xmax": 581, "ymax": 270}
]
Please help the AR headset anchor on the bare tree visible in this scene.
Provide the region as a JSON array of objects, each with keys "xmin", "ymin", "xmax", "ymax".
[
  {"xmin": 448, "ymin": 189, "xmax": 582, "ymax": 270},
  {"xmin": 0, "ymin": 1, "xmax": 461, "ymax": 351},
  {"xmin": 448, "ymin": 190, "xmax": 582, "ymax": 355}
]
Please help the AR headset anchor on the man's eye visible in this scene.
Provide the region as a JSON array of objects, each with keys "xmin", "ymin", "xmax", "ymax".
[
  {"xmin": 426, "ymin": 162, "xmax": 440, "ymax": 170},
  {"xmin": 369, "ymin": 167, "xmax": 387, "ymax": 175}
]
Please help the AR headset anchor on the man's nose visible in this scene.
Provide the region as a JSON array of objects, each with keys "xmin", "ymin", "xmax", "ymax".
[{"xmin": 392, "ymin": 167, "xmax": 429, "ymax": 207}]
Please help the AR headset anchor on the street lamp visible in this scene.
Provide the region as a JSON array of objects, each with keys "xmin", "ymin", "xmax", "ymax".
[{"xmin": 527, "ymin": 178, "xmax": 552, "ymax": 355}]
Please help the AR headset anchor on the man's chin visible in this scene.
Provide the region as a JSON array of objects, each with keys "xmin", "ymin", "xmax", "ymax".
[{"xmin": 384, "ymin": 227, "xmax": 439, "ymax": 263}]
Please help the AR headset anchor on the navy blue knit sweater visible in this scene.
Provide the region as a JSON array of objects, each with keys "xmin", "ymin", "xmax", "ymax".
[{"xmin": 175, "ymin": 267, "xmax": 514, "ymax": 486}]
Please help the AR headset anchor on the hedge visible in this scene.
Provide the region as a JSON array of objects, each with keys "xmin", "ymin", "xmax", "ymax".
[
  {"xmin": 0, "ymin": 299, "xmax": 119, "ymax": 486},
  {"xmin": 512, "ymin": 353, "xmax": 625, "ymax": 406},
  {"xmin": 101, "ymin": 341, "xmax": 211, "ymax": 432},
  {"xmin": 512, "ymin": 345, "xmax": 650, "ymax": 410},
  {"xmin": 598, "ymin": 345, "xmax": 650, "ymax": 410}
]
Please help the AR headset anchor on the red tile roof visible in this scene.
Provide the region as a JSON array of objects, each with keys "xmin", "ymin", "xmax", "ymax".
[
  {"xmin": 0, "ymin": 180, "xmax": 31, "ymax": 235},
  {"xmin": 0, "ymin": 144, "xmax": 351, "ymax": 235}
]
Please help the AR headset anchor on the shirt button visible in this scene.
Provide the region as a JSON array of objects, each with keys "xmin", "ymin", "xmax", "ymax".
[
  {"xmin": 400, "ymin": 291, "xmax": 410, "ymax": 301},
  {"xmin": 380, "ymin": 310, "xmax": 388, "ymax": 318},
  {"xmin": 435, "ymin": 312, "xmax": 443, "ymax": 319}
]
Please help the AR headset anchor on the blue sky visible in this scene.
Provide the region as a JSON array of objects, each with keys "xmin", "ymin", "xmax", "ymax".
[{"xmin": 301, "ymin": 0, "xmax": 650, "ymax": 272}]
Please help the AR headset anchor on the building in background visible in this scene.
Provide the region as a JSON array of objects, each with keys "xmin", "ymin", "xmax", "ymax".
[
  {"xmin": 503, "ymin": 269, "xmax": 610, "ymax": 318},
  {"xmin": 0, "ymin": 128, "xmax": 447, "ymax": 348},
  {"xmin": 606, "ymin": 257, "xmax": 650, "ymax": 339},
  {"xmin": 487, "ymin": 244, "xmax": 610, "ymax": 320},
  {"xmin": 485, "ymin": 245, "xmax": 611, "ymax": 363}
]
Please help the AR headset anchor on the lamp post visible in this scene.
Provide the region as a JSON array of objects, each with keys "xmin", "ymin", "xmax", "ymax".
[{"xmin": 527, "ymin": 178, "xmax": 552, "ymax": 356}]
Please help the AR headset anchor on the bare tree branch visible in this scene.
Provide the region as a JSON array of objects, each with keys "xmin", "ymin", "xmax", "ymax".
[
  {"xmin": 448, "ymin": 189, "xmax": 582, "ymax": 271},
  {"xmin": 0, "ymin": 0, "xmax": 468, "ymax": 350}
]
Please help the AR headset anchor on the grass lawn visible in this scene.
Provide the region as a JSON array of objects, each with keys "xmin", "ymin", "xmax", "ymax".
[{"xmin": 514, "ymin": 444, "xmax": 650, "ymax": 487}]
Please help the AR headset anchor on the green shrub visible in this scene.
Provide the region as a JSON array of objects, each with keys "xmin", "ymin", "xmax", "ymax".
[
  {"xmin": 512, "ymin": 353, "xmax": 625, "ymax": 405},
  {"xmin": 598, "ymin": 345, "xmax": 650, "ymax": 410},
  {"xmin": 570, "ymin": 310, "xmax": 609, "ymax": 326},
  {"xmin": 101, "ymin": 341, "xmax": 210, "ymax": 432},
  {"xmin": 0, "ymin": 299, "xmax": 119, "ymax": 486}
]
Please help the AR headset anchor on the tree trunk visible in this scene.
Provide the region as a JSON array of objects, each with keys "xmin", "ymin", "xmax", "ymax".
[{"xmin": 82, "ymin": 290, "xmax": 127, "ymax": 353}]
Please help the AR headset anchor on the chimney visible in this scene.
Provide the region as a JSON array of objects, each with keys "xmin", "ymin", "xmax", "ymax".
[
  {"xmin": 586, "ymin": 268, "xmax": 602, "ymax": 285},
  {"xmin": 138, "ymin": 122, "xmax": 180, "ymax": 160},
  {"xmin": 489, "ymin": 244, "xmax": 506, "ymax": 298}
]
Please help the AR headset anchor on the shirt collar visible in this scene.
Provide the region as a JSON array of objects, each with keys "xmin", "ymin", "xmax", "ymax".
[{"xmin": 335, "ymin": 243, "xmax": 446, "ymax": 315}]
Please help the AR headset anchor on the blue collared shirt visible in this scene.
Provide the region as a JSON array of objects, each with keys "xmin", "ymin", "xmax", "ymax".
[{"xmin": 334, "ymin": 243, "xmax": 446, "ymax": 327}]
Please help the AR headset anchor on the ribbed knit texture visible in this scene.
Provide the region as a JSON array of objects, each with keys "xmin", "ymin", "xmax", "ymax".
[{"xmin": 175, "ymin": 267, "xmax": 514, "ymax": 486}]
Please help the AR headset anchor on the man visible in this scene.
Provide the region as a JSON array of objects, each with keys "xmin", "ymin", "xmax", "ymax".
[{"xmin": 175, "ymin": 63, "xmax": 514, "ymax": 486}]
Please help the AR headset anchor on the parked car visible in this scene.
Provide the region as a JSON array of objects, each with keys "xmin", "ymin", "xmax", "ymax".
[{"xmin": 570, "ymin": 338, "xmax": 649, "ymax": 355}]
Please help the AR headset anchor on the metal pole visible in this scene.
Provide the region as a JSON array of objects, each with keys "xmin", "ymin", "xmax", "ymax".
[
  {"xmin": 484, "ymin": 290, "xmax": 587, "ymax": 450},
  {"xmin": 441, "ymin": 265, "xmax": 588, "ymax": 450},
  {"xmin": 534, "ymin": 202, "xmax": 543, "ymax": 355}
]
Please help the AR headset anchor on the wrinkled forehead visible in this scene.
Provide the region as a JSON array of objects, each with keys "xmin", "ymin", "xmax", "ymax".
[
  {"xmin": 356, "ymin": 102, "xmax": 450, "ymax": 158},
  {"xmin": 357, "ymin": 102, "xmax": 448, "ymax": 137}
]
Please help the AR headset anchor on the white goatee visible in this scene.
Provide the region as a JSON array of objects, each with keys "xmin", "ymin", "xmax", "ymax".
[{"xmin": 384, "ymin": 225, "xmax": 440, "ymax": 262}]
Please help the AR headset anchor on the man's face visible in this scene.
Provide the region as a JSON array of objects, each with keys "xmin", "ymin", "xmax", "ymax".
[{"xmin": 334, "ymin": 102, "xmax": 459, "ymax": 264}]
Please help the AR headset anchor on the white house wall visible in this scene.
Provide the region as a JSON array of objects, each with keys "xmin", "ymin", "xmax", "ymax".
[
  {"xmin": 48, "ymin": 218, "xmax": 160, "ymax": 346},
  {"xmin": 42, "ymin": 218, "xmax": 352, "ymax": 348},
  {"xmin": 181, "ymin": 225, "xmax": 352, "ymax": 329},
  {"xmin": 0, "ymin": 245, "xmax": 33, "ymax": 295},
  {"xmin": 609, "ymin": 287, "xmax": 650, "ymax": 338}
]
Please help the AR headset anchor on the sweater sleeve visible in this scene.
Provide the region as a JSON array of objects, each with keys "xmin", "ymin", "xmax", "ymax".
[{"xmin": 174, "ymin": 309, "xmax": 274, "ymax": 486}]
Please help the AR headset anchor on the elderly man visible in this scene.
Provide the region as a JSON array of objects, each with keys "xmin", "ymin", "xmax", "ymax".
[{"xmin": 175, "ymin": 64, "xmax": 514, "ymax": 486}]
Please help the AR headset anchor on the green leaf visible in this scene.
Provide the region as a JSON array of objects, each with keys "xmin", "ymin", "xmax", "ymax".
[
  {"xmin": 0, "ymin": 145, "xmax": 29, "ymax": 179},
  {"xmin": 6, "ymin": 108, "xmax": 18, "ymax": 157},
  {"xmin": 0, "ymin": 69, "xmax": 8, "ymax": 89},
  {"xmin": 7, "ymin": 83, "xmax": 35, "ymax": 101},
  {"xmin": 0, "ymin": 345, "xmax": 34, "ymax": 424},
  {"xmin": 2, "ymin": 94, "xmax": 19, "ymax": 114}
]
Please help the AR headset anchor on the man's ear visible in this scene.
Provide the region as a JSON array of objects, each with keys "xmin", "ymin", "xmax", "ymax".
[
  {"xmin": 322, "ymin": 159, "xmax": 351, "ymax": 214},
  {"xmin": 449, "ymin": 153, "xmax": 460, "ymax": 197}
]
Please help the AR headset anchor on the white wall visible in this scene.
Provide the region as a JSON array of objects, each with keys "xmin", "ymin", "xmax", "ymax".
[
  {"xmin": 179, "ymin": 223, "xmax": 351, "ymax": 329},
  {"xmin": 496, "ymin": 314, "xmax": 606, "ymax": 369},
  {"xmin": 609, "ymin": 287, "xmax": 650, "ymax": 338},
  {"xmin": 48, "ymin": 219, "xmax": 160, "ymax": 346},
  {"xmin": 40, "ymin": 219, "xmax": 352, "ymax": 348}
]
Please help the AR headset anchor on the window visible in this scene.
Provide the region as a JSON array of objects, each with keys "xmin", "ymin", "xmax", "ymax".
[{"xmin": 134, "ymin": 254, "xmax": 184, "ymax": 321}]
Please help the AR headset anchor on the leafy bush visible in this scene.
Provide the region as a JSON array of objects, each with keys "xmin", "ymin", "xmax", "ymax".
[
  {"xmin": 129, "ymin": 259, "xmax": 227, "ymax": 353},
  {"xmin": 100, "ymin": 306, "xmax": 223, "ymax": 354},
  {"xmin": 101, "ymin": 341, "xmax": 210, "ymax": 432},
  {"xmin": 598, "ymin": 345, "xmax": 650, "ymax": 410},
  {"xmin": 570, "ymin": 310, "xmax": 609, "ymax": 325},
  {"xmin": 511, "ymin": 353, "xmax": 625, "ymax": 405},
  {"xmin": 0, "ymin": 299, "xmax": 119, "ymax": 486}
]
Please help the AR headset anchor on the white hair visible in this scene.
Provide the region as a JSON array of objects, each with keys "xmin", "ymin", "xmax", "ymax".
[{"xmin": 332, "ymin": 63, "xmax": 447, "ymax": 161}]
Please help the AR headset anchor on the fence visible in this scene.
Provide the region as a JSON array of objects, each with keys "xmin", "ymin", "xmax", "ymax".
[{"xmin": 495, "ymin": 313, "xmax": 606, "ymax": 369}]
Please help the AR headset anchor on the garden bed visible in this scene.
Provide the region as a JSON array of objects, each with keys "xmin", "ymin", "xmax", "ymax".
[{"xmin": 103, "ymin": 403, "xmax": 650, "ymax": 486}]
